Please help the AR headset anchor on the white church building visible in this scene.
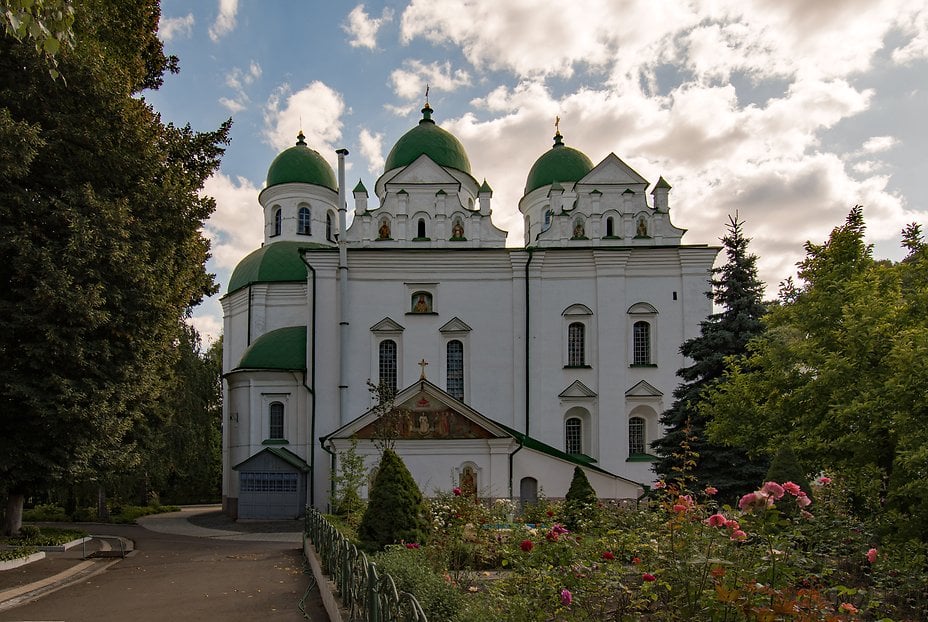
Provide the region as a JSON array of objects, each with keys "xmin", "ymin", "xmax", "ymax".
[{"xmin": 220, "ymin": 103, "xmax": 718, "ymax": 519}]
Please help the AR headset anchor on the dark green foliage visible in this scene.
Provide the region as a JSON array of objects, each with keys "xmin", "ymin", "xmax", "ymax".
[
  {"xmin": 652, "ymin": 215, "xmax": 768, "ymax": 502},
  {"xmin": 563, "ymin": 466, "xmax": 597, "ymax": 531},
  {"xmin": 705, "ymin": 207, "xmax": 928, "ymax": 541},
  {"xmin": 765, "ymin": 446, "xmax": 812, "ymax": 498},
  {"xmin": 358, "ymin": 449, "xmax": 428, "ymax": 552},
  {"xmin": 373, "ymin": 546, "xmax": 464, "ymax": 621},
  {"xmin": 0, "ymin": 0, "xmax": 228, "ymax": 535}
]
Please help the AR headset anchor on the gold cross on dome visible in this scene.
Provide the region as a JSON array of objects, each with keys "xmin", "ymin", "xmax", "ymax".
[
  {"xmin": 555, "ymin": 115, "xmax": 560, "ymax": 133},
  {"xmin": 418, "ymin": 358, "xmax": 429, "ymax": 379}
]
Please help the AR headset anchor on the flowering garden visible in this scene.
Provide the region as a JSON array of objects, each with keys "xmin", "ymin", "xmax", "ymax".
[{"xmin": 329, "ymin": 470, "xmax": 927, "ymax": 621}]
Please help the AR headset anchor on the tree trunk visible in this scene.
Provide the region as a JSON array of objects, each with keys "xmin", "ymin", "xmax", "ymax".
[
  {"xmin": 4, "ymin": 493, "xmax": 24, "ymax": 537},
  {"xmin": 97, "ymin": 486, "xmax": 109, "ymax": 521}
]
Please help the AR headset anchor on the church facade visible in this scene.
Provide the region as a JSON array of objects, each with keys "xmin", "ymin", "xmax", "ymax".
[{"xmin": 220, "ymin": 104, "xmax": 718, "ymax": 519}]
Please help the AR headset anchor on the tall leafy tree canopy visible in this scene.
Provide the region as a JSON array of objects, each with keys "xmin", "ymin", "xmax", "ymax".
[
  {"xmin": 0, "ymin": 0, "xmax": 229, "ymax": 533},
  {"xmin": 651, "ymin": 216, "xmax": 768, "ymax": 501},
  {"xmin": 704, "ymin": 207, "xmax": 928, "ymax": 539}
]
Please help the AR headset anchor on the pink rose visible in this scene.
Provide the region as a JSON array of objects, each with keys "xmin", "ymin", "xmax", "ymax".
[
  {"xmin": 817, "ymin": 476, "xmax": 832, "ymax": 485},
  {"xmin": 866, "ymin": 548, "xmax": 878, "ymax": 564},
  {"xmin": 654, "ymin": 480, "xmax": 666, "ymax": 489},
  {"xmin": 452, "ymin": 487, "xmax": 462, "ymax": 496},
  {"xmin": 782, "ymin": 481, "xmax": 802, "ymax": 496},
  {"xmin": 706, "ymin": 513, "xmax": 728, "ymax": 527},
  {"xmin": 840, "ymin": 602, "xmax": 858, "ymax": 614},
  {"xmin": 796, "ymin": 492, "xmax": 812, "ymax": 507},
  {"xmin": 672, "ymin": 504, "xmax": 687, "ymax": 513},
  {"xmin": 738, "ymin": 492, "xmax": 757, "ymax": 511},
  {"xmin": 800, "ymin": 510, "xmax": 814, "ymax": 520},
  {"xmin": 761, "ymin": 481, "xmax": 785, "ymax": 500},
  {"xmin": 704, "ymin": 486, "xmax": 718, "ymax": 496},
  {"xmin": 560, "ymin": 588, "xmax": 572, "ymax": 606},
  {"xmin": 730, "ymin": 529, "xmax": 747, "ymax": 541},
  {"xmin": 726, "ymin": 519, "xmax": 740, "ymax": 531},
  {"xmin": 405, "ymin": 542, "xmax": 420, "ymax": 549},
  {"xmin": 642, "ymin": 572, "xmax": 656, "ymax": 582}
]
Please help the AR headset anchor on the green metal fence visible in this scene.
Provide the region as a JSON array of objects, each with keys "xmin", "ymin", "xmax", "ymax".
[{"xmin": 305, "ymin": 507, "xmax": 429, "ymax": 622}]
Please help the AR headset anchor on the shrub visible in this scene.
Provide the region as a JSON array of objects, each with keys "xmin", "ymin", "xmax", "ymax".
[
  {"xmin": 563, "ymin": 467, "xmax": 598, "ymax": 531},
  {"xmin": 22, "ymin": 503, "xmax": 69, "ymax": 522},
  {"xmin": 374, "ymin": 545, "xmax": 464, "ymax": 621},
  {"xmin": 358, "ymin": 449, "xmax": 429, "ymax": 552},
  {"xmin": 764, "ymin": 446, "xmax": 812, "ymax": 499},
  {"xmin": 0, "ymin": 546, "xmax": 39, "ymax": 561}
]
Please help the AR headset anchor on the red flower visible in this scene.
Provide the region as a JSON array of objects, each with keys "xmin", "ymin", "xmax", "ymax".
[
  {"xmin": 546, "ymin": 509, "xmax": 554, "ymax": 517},
  {"xmin": 405, "ymin": 542, "xmax": 420, "ymax": 549},
  {"xmin": 704, "ymin": 486, "xmax": 718, "ymax": 496},
  {"xmin": 782, "ymin": 481, "xmax": 802, "ymax": 496},
  {"xmin": 631, "ymin": 556, "xmax": 641, "ymax": 565},
  {"xmin": 642, "ymin": 572, "xmax": 656, "ymax": 582},
  {"xmin": 602, "ymin": 551, "xmax": 615, "ymax": 560},
  {"xmin": 705, "ymin": 513, "xmax": 728, "ymax": 527},
  {"xmin": 710, "ymin": 566, "xmax": 726, "ymax": 578},
  {"xmin": 866, "ymin": 548, "xmax": 878, "ymax": 564},
  {"xmin": 452, "ymin": 487, "xmax": 462, "ymax": 496},
  {"xmin": 520, "ymin": 539, "xmax": 534, "ymax": 552}
]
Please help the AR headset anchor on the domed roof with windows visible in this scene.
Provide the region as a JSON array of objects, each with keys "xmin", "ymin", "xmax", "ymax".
[
  {"xmin": 383, "ymin": 103, "xmax": 471, "ymax": 175},
  {"xmin": 266, "ymin": 131, "xmax": 337, "ymax": 191},
  {"xmin": 524, "ymin": 130, "xmax": 594, "ymax": 195}
]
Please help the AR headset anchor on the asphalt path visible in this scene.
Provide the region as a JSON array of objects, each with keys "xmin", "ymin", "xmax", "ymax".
[{"xmin": 0, "ymin": 514, "xmax": 329, "ymax": 621}]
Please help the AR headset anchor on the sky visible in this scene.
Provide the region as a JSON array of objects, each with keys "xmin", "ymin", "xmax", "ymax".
[{"xmin": 149, "ymin": 0, "xmax": 928, "ymax": 344}]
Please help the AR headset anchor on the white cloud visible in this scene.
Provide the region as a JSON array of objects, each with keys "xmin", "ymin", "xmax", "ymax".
[
  {"xmin": 358, "ymin": 128, "xmax": 385, "ymax": 174},
  {"xmin": 219, "ymin": 62, "xmax": 262, "ymax": 114},
  {"xmin": 860, "ymin": 136, "xmax": 899, "ymax": 154},
  {"xmin": 389, "ymin": 59, "xmax": 471, "ymax": 101},
  {"xmin": 263, "ymin": 82, "xmax": 346, "ymax": 164},
  {"xmin": 201, "ymin": 173, "xmax": 263, "ymax": 272},
  {"xmin": 187, "ymin": 307, "xmax": 223, "ymax": 346},
  {"xmin": 209, "ymin": 0, "xmax": 238, "ymax": 42},
  {"xmin": 344, "ymin": 4, "xmax": 394, "ymax": 49},
  {"xmin": 218, "ymin": 97, "xmax": 246, "ymax": 114},
  {"xmin": 158, "ymin": 13, "xmax": 194, "ymax": 42}
]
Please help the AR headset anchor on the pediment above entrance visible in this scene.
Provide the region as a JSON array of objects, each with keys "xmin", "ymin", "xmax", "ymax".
[
  {"xmin": 559, "ymin": 380, "xmax": 597, "ymax": 399},
  {"xmin": 625, "ymin": 380, "xmax": 663, "ymax": 398},
  {"xmin": 383, "ymin": 154, "xmax": 462, "ymax": 187}
]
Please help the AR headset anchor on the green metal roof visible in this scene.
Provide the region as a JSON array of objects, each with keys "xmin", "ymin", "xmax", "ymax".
[
  {"xmin": 524, "ymin": 133, "xmax": 594, "ymax": 195},
  {"xmin": 235, "ymin": 326, "xmax": 306, "ymax": 371},
  {"xmin": 233, "ymin": 446, "xmax": 311, "ymax": 472},
  {"xmin": 266, "ymin": 132, "xmax": 337, "ymax": 191},
  {"xmin": 228, "ymin": 241, "xmax": 332, "ymax": 294},
  {"xmin": 494, "ymin": 422, "xmax": 625, "ymax": 478},
  {"xmin": 383, "ymin": 104, "xmax": 471, "ymax": 174}
]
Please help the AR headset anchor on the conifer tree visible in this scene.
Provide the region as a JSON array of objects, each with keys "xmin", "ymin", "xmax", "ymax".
[
  {"xmin": 652, "ymin": 216, "xmax": 768, "ymax": 502},
  {"xmin": 358, "ymin": 449, "xmax": 429, "ymax": 552},
  {"xmin": 563, "ymin": 466, "xmax": 597, "ymax": 531},
  {"xmin": 764, "ymin": 446, "xmax": 812, "ymax": 498}
]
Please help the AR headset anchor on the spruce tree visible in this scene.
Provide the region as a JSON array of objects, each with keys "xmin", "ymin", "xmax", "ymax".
[
  {"xmin": 358, "ymin": 449, "xmax": 429, "ymax": 552},
  {"xmin": 652, "ymin": 216, "xmax": 768, "ymax": 502},
  {"xmin": 563, "ymin": 466, "xmax": 597, "ymax": 531}
]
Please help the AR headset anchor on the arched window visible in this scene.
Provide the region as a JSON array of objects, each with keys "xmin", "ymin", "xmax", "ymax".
[
  {"xmin": 269, "ymin": 402, "xmax": 284, "ymax": 439},
  {"xmin": 606, "ymin": 217, "xmax": 614, "ymax": 237},
  {"xmin": 447, "ymin": 340, "xmax": 464, "ymax": 400},
  {"xmin": 629, "ymin": 416, "xmax": 645, "ymax": 455},
  {"xmin": 326, "ymin": 212, "xmax": 334, "ymax": 241},
  {"xmin": 633, "ymin": 321, "xmax": 651, "ymax": 365},
  {"xmin": 565, "ymin": 417, "xmax": 583, "ymax": 455},
  {"xmin": 273, "ymin": 208, "xmax": 282, "ymax": 237},
  {"xmin": 567, "ymin": 322, "xmax": 585, "ymax": 366},
  {"xmin": 417, "ymin": 218, "xmax": 426, "ymax": 238},
  {"xmin": 379, "ymin": 340, "xmax": 397, "ymax": 394},
  {"xmin": 298, "ymin": 206, "xmax": 311, "ymax": 235},
  {"xmin": 543, "ymin": 209, "xmax": 553, "ymax": 230}
]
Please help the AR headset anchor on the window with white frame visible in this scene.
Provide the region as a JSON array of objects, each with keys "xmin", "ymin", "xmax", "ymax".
[
  {"xmin": 379, "ymin": 339, "xmax": 397, "ymax": 394},
  {"xmin": 298, "ymin": 206, "xmax": 311, "ymax": 235},
  {"xmin": 629, "ymin": 416, "xmax": 645, "ymax": 454},
  {"xmin": 633, "ymin": 321, "xmax": 651, "ymax": 365},
  {"xmin": 326, "ymin": 212, "xmax": 335, "ymax": 241},
  {"xmin": 568, "ymin": 322, "xmax": 585, "ymax": 366},
  {"xmin": 273, "ymin": 207, "xmax": 282, "ymax": 237},
  {"xmin": 269, "ymin": 401, "xmax": 284, "ymax": 439},
  {"xmin": 565, "ymin": 417, "xmax": 583, "ymax": 454},
  {"xmin": 447, "ymin": 340, "xmax": 464, "ymax": 400}
]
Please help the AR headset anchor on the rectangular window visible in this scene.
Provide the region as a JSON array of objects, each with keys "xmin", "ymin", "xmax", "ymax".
[
  {"xmin": 629, "ymin": 417, "xmax": 645, "ymax": 455},
  {"xmin": 567, "ymin": 322, "xmax": 585, "ymax": 366},
  {"xmin": 565, "ymin": 418, "xmax": 582, "ymax": 455},
  {"xmin": 633, "ymin": 321, "xmax": 650, "ymax": 365},
  {"xmin": 447, "ymin": 340, "xmax": 464, "ymax": 401},
  {"xmin": 379, "ymin": 339, "xmax": 397, "ymax": 394},
  {"xmin": 269, "ymin": 402, "xmax": 284, "ymax": 439},
  {"xmin": 239, "ymin": 472, "xmax": 298, "ymax": 493}
]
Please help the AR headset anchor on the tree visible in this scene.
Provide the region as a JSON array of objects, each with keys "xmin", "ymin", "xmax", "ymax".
[
  {"xmin": 332, "ymin": 439, "xmax": 366, "ymax": 519},
  {"xmin": 651, "ymin": 216, "xmax": 768, "ymax": 502},
  {"xmin": 563, "ymin": 466, "xmax": 597, "ymax": 531},
  {"xmin": 764, "ymin": 446, "xmax": 812, "ymax": 499},
  {"xmin": 0, "ymin": 1, "xmax": 228, "ymax": 535},
  {"xmin": 705, "ymin": 207, "xmax": 928, "ymax": 539},
  {"xmin": 357, "ymin": 449, "xmax": 429, "ymax": 552}
]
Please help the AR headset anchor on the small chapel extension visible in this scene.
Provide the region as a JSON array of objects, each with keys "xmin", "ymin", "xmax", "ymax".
[{"xmin": 220, "ymin": 102, "xmax": 718, "ymax": 520}]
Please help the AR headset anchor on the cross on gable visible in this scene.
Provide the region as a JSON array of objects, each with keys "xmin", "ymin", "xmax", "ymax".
[{"xmin": 418, "ymin": 358, "xmax": 429, "ymax": 379}]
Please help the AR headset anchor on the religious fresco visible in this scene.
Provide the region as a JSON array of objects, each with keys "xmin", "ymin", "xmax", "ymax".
[{"xmin": 352, "ymin": 393, "xmax": 495, "ymax": 440}]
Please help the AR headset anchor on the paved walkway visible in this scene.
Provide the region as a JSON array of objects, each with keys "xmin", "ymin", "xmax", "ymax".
[{"xmin": 0, "ymin": 506, "xmax": 329, "ymax": 621}]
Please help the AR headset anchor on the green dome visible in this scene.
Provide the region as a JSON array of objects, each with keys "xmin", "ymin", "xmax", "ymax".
[
  {"xmin": 266, "ymin": 132, "xmax": 337, "ymax": 191},
  {"xmin": 236, "ymin": 326, "xmax": 306, "ymax": 371},
  {"xmin": 384, "ymin": 104, "xmax": 471, "ymax": 174},
  {"xmin": 228, "ymin": 241, "xmax": 331, "ymax": 294},
  {"xmin": 524, "ymin": 132, "xmax": 594, "ymax": 195}
]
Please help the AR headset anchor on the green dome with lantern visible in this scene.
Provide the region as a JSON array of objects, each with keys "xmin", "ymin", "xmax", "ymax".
[
  {"xmin": 384, "ymin": 104, "xmax": 471, "ymax": 175},
  {"xmin": 524, "ymin": 131, "xmax": 594, "ymax": 195},
  {"xmin": 266, "ymin": 132, "xmax": 337, "ymax": 191}
]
